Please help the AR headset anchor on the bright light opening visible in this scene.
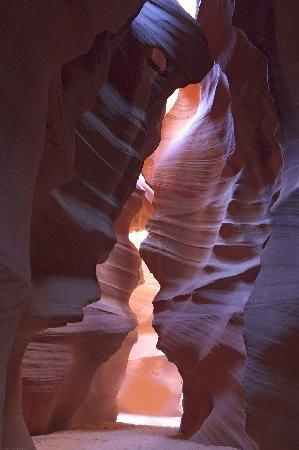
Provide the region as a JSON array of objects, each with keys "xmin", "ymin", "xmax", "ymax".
[
  {"xmin": 177, "ymin": 0, "xmax": 198, "ymax": 18},
  {"xmin": 166, "ymin": 89, "xmax": 179, "ymax": 114},
  {"xmin": 117, "ymin": 413, "xmax": 181, "ymax": 428},
  {"xmin": 129, "ymin": 230, "xmax": 148, "ymax": 249}
]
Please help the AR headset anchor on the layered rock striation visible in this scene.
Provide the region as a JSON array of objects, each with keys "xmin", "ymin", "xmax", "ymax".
[
  {"xmin": 234, "ymin": 2, "xmax": 299, "ymax": 449},
  {"xmin": 0, "ymin": 2, "xmax": 145, "ymax": 448},
  {"xmin": 2, "ymin": 2, "xmax": 212, "ymax": 449},
  {"xmin": 141, "ymin": 1, "xmax": 282, "ymax": 448},
  {"xmin": 23, "ymin": 182, "xmax": 146, "ymax": 434}
]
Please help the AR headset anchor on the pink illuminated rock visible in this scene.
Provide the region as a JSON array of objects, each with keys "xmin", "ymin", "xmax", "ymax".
[
  {"xmin": 141, "ymin": 1, "xmax": 281, "ymax": 448},
  {"xmin": 118, "ymin": 257, "xmax": 182, "ymax": 418},
  {"xmin": 118, "ymin": 355, "xmax": 182, "ymax": 417}
]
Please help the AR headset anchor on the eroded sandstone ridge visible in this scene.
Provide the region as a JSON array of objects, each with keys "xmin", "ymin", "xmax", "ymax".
[
  {"xmin": 0, "ymin": 2, "xmax": 212, "ymax": 449},
  {"xmin": 141, "ymin": 1, "xmax": 282, "ymax": 448}
]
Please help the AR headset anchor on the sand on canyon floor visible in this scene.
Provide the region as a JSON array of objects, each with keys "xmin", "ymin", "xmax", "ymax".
[{"xmin": 34, "ymin": 422, "xmax": 237, "ymax": 450}]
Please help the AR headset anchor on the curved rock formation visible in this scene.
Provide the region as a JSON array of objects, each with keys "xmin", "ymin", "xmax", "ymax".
[
  {"xmin": 118, "ymin": 245, "xmax": 183, "ymax": 418},
  {"xmin": 2, "ymin": 3, "xmax": 212, "ymax": 449},
  {"xmin": 28, "ymin": 0, "xmax": 212, "ymax": 324},
  {"xmin": 23, "ymin": 182, "xmax": 145, "ymax": 434},
  {"xmin": 0, "ymin": 3, "xmax": 145, "ymax": 448},
  {"xmin": 3, "ymin": 26, "xmax": 140, "ymax": 450},
  {"xmin": 2, "ymin": 2, "xmax": 299, "ymax": 449},
  {"xmin": 141, "ymin": 1, "xmax": 282, "ymax": 448},
  {"xmin": 233, "ymin": 2, "xmax": 299, "ymax": 449}
]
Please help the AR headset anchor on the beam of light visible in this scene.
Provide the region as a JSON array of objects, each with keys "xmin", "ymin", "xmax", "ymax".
[
  {"xmin": 129, "ymin": 230, "xmax": 148, "ymax": 249},
  {"xmin": 176, "ymin": 0, "xmax": 198, "ymax": 18},
  {"xmin": 117, "ymin": 413, "xmax": 181, "ymax": 428},
  {"xmin": 166, "ymin": 89, "xmax": 179, "ymax": 114}
]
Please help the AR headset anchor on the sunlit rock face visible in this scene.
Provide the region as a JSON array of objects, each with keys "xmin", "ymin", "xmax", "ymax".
[
  {"xmin": 118, "ymin": 256, "xmax": 183, "ymax": 418},
  {"xmin": 141, "ymin": 0, "xmax": 282, "ymax": 448},
  {"xmin": 234, "ymin": 2, "xmax": 299, "ymax": 449},
  {"xmin": 118, "ymin": 354, "xmax": 182, "ymax": 417}
]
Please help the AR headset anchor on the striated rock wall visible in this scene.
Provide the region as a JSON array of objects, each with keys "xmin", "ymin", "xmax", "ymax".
[
  {"xmin": 4, "ymin": 2, "xmax": 212, "ymax": 449},
  {"xmin": 28, "ymin": 0, "xmax": 212, "ymax": 326},
  {"xmin": 0, "ymin": 3, "xmax": 145, "ymax": 448},
  {"xmin": 4, "ymin": 1, "xmax": 298, "ymax": 449},
  {"xmin": 141, "ymin": 1, "xmax": 282, "ymax": 448},
  {"xmin": 118, "ymin": 241, "xmax": 183, "ymax": 418},
  {"xmin": 23, "ymin": 183, "xmax": 145, "ymax": 434},
  {"xmin": 234, "ymin": 2, "xmax": 299, "ymax": 449}
]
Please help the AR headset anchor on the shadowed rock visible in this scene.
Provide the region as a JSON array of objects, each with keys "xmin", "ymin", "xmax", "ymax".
[
  {"xmin": 141, "ymin": 1, "xmax": 281, "ymax": 447},
  {"xmin": 3, "ymin": 2, "xmax": 212, "ymax": 448},
  {"xmin": 23, "ymin": 183, "xmax": 145, "ymax": 434},
  {"xmin": 234, "ymin": 2, "xmax": 299, "ymax": 449},
  {"xmin": 0, "ymin": 2, "xmax": 145, "ymax": 448}
]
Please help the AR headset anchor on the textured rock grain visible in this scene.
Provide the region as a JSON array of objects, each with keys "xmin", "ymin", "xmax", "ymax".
[
  {"xmin": 141, "ymin": 1, "xmax": 281, "ymax": 448},
  {"xmin": 19, "ymin": 2, "xmax": 212, "ymax": 445},
  {"xmin": 234, "ymin": 2, "xmax": 299, "ymax": 449}
]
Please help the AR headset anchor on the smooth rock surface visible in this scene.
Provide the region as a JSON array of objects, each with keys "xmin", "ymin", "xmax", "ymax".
[
  {"xmin": 0, "ymin": 2, "xmax": 145, "ymax": 447},
  {"xmin": 234, "ymin": 2, "xmax": 299, "ymax": 448},
  {"xmin": 141, "ymin": 1, "xmax": 281, "ymax": 448},
  {"xmin": 12, "ymin": 3, "xmax": 212, "ymax": 448},
  {"xmin": 23, "ymin": 184, "xmax": 145, "ymax": 434},
  {"xmin": 33, "ymin": 423, "xmax": 237, "ymax": 450}
]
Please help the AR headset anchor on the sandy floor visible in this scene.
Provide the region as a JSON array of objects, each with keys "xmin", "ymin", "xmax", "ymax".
[{"xmin": 34, "ymin": 422, "xmax": 236, "ymax": 450}]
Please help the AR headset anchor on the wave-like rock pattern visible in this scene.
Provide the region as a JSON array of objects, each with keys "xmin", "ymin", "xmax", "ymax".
[
  {"xmin": 6, "ymin": 3, "xmax": 212, "ymax": 449},
  {"xmin": 29, "ymin": 0, "xmax": 212, "ymax": 323},
  {"xmin": 0, "ymin": 4, "xmax": 147, "ymax": 449},
  {"xmin": 23, "ymin": 183, "xmax": 146, "ymax": 434},
  {"xmin": 118, "ymin": 248, "xmax": 183, "ymax": 418},
  {"xmin": 234, "ymin": 2, "xmax": 299, "ymax": 449},
  {"xmin": 141, "ymin": 1, "xmax": 282, "ymax": 448}
]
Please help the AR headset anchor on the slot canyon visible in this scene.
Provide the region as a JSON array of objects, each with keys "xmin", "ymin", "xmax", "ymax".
[{"xmin": 0, "ymin": 1, "xmax": 298, "ymax": 449}]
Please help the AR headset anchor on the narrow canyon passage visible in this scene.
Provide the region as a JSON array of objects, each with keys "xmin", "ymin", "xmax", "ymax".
[
  {"xmin": 30, "ymin": 229, "xmax": 236, "ymax": 450},
  {"xmin": 117, "ymin": 230, "xmax": 183, "ymax": 421},
  {"xmin": 0, "ymin": 0, "xmax": 298, "ymax": 449},
  {"xmin": 31, "ymin": 248, "xmax": 233, "ymax": 449}
]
